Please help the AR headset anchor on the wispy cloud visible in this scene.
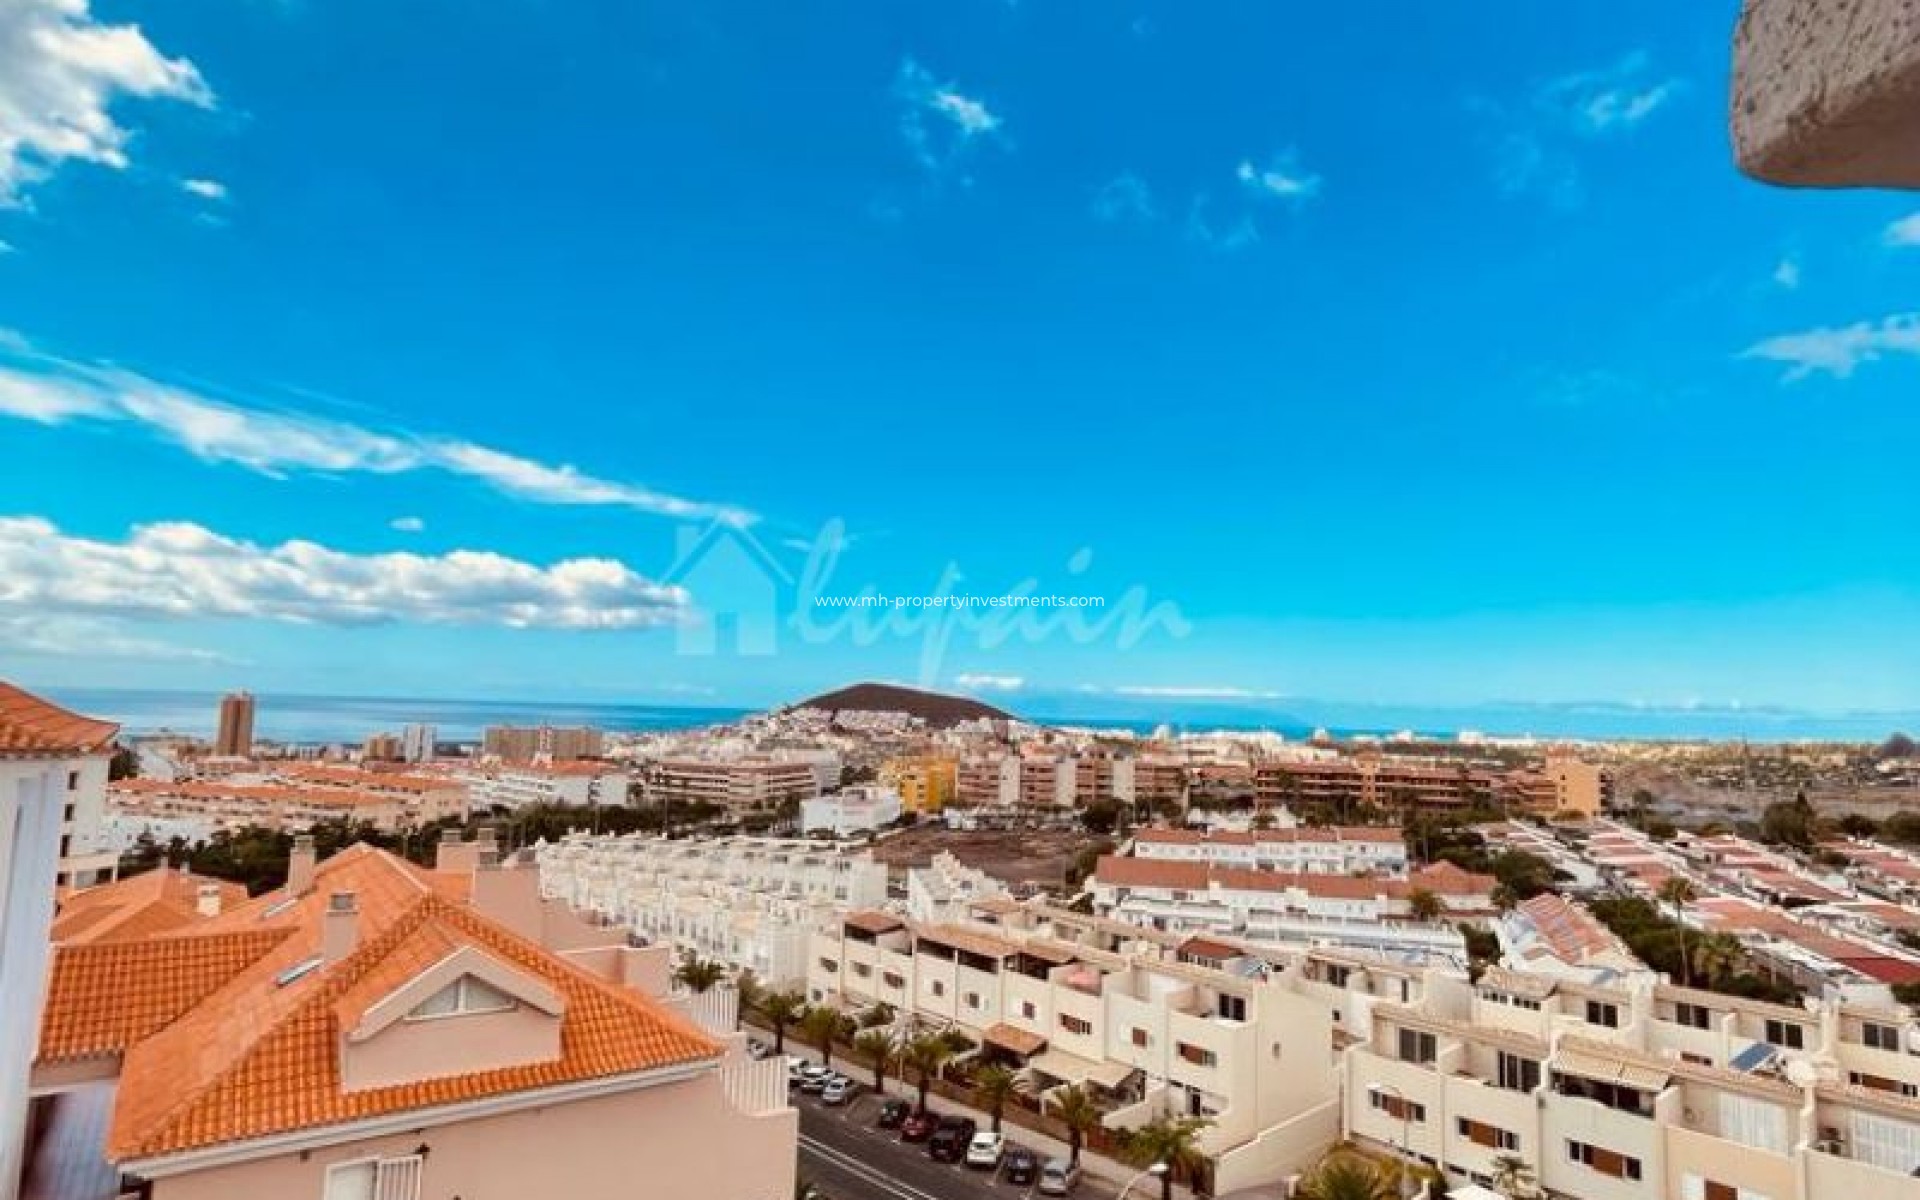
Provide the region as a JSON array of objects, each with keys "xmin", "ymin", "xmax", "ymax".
[
  {"xmin": 1884, "ymin": 213, "xmax": 1920, "ymax": 247},
  {"xmin": 1542, "ymin": 52, "xmax": 1682, "ymax": 135},
  {"xmin": 1104, "ymin": 684, "xmax": 1284, "ymax": 701},
  {"xmin": 1183, "ymin": 194, "xmax": 1258, "ymax": 253},
  {"xmin": 894, "ymin": 58, "xmax": 1005, "ymax": 182},
  {"xmin": 955, "ymin": 673, "xmax": 1024, "ymax": 692},
  {"xmin": 1481, "ymin": 51, "xmax": 1681, "ymax": 207},
  {"xmin": 0, "ymin": 515, "xmax": 692, "ymax": 630},
  {"xmin": 389, "ymin": 515, "xmax": 425, "ymax": 533},
  {"xmin": 0, "ymin": 613, "xmax": 227, "ymax": 663},
  {"xmin": 1743, "ymin": 314, "xmax": 1920, "ymax": 381},
  {"xmin": 0, "ymin": 341, "xmax": 754, "ymax": 524},
  {"xmin": 1772, "ymin": 257, "xmax": 1802, "ymax": 290},
  {"xmin": 0, "ymin": 0, "xmax": 214, "ymax": 207},
  {"xmin": 180, "ymin": 177, "xmax": 228, "ymax": 201},
  {"xmin": 1236, "ymin": 155, "xmax": 1322, "ymax": 203},
  {"xmin": 1092, "ymin": 173, "xmax": 1156, "ymax": 224}
]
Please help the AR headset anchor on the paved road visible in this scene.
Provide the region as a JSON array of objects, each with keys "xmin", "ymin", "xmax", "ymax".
[{"xmin": 795, "ymin": 1087, "xmax": 1117, "ymax": 1200}]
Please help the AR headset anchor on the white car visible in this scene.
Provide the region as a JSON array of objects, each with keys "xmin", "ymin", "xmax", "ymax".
[
  {"xmin": 821, "ymin": 1076, "xmax": 858, "ymax": 1105},
  {"xmin": 964, "ymin": 1130, "xmax": 1005, "ymax": 1169}
]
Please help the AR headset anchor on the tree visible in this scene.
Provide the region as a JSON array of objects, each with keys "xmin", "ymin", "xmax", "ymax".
[
  {"xmin": 758, "ymin": 989, "xmax": 807, "ymax": 1055},
  {"xmin": 1490, "ymin": 1153, "xmax": 1536, "ymax": 1198},
  {"xmin": 1406, "ymin": 888, "xmax": 1442, "ymax": 923},
  {"xmin": 674, "ymin": 952, "xmax": 728, "ymax": 995},
  {"xmin": 1692, "ymin": 932, "xmax": 1745, "ymax": 988},
  {"xmin": 1296, "ymin": 1155, "xmax": 1394, "ymax": 1200},
  {"xmin": 1837, "ymin": 813, "xmax": 1879, "ymax": 839},
  {"xmin": 1490, "ymin": 850, "xmax": 1556, "ymax": 900},
  {"xmin": 973, "ymin": 1063, "xmax": 1027, "ymax": 1133},
  {"xmin": 1490, "ymin": 882, "xmax": 1520, "ymax": 914},
  {"xmin": 1759, "ymin": 794, "xmax": 1816, "ymax": 850},
  {"xmin": 1047, "ymin": 1085, "xmax": 1102, "ymax": 1168},
  {"xmin": 852, "ymin": 1028, "xmax": 896, "ymax": 1093},
  {"xmin": 1658, "ymin": 876, "xmax": 1698, "ymax": 986},
  {"xmin": 902, "ymin": 1032, "xmax": 954, "ymax": 1112},
  {"xmin": 1122, "ymin": 1114, "xmax": 1211, "ymax": 1200},
  {"xmin": 858, "ymin": 1001, "xmax": 895, "ymax": 1030},
  {"xmin": 733, "ymin": 968, "xmax": 763, "ymax": 1030},
  {"xmin": 801, "ymin": 1004, "xmax": 843, "ymax": 1071}
]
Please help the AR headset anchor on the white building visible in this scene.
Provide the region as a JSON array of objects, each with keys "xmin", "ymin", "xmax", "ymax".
[
  {"xmin": 465, "ymin": 761, "xmax": 629, "ymax": 809},
  {"xmin": 1132, "ymin": 825, "xmax": 1409, "ymax": 875},
  {"xmin": 0, "ymin": 682, "xmax": 118, "ymax": 1200},
  {"xmin": 400, "ymin": 722, "xmax": 436, "ymax": 763},
  {"xmin": 800, "ymin": 785, "xmax": 903, "ymax": 837},
  {"xmin": 906, "ymin": 850, "xmax": 1011, "ymax": 923}
]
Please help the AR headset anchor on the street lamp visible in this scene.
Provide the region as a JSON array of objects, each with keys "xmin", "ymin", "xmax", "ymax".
[
  {"xmin": 1367, "ymin": 1083, "xmax": 1417, "ymax": 1200},
  {"xmin": 1117, "ymin": 1161, "xmax": 1168, "ymax": 1200}
]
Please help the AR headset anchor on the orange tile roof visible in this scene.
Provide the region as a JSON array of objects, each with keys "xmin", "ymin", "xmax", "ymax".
[
  {"xmin": 38, "ymin": 929, "xmax": 292, "ymax": 1064},
  {"xmin": 51, "ymin": 869, "xmax": 250, "ymax": 945},
  {"xmin": 102, "ymin": 844, "xmax": 721, "ymax": 1162},
  {"xmin": 0, "ymin": 681, "xmax": 118, "ymax": 755}
]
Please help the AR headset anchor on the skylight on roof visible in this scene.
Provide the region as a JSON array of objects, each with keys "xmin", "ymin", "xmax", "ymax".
[
  {"xmin": 275, "ymin": 955, "xmax": 323, "ymax": 987},
  {"xmin": 261, "ymin": 896, "xmax": 299, "ymax": 920}
]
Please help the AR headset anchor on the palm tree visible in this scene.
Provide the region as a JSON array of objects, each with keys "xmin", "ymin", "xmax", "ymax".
[
  {"xmin": 674, "ymin": 951, "xmax": 728, "ymax": 994},
  {"xmin": 1123, "ymin": 1114, "xmax": 1212, "ymax": 1200},
  {"xmin": 1047, "ymin": 1085, "xmax": 1102, "ymax": 1169},
  {"xmin": 1490, "ymin": 1153, "xmax": 1536, "ymax": 1198},
  {"xmin": 1693, "ymin": 932, "xmax": 1745, "ymax": 988},
  {"xmin": 901, "ymin": 1032, "xmax": 954, "ymax": 1112},
  {"xmin": 733, "ymin": 968, "xmax": 763, "ymax": 1031},
  {"xmin": 1491, "ymin": 882, "xmax": 1520, "ymax": 914},
  {"xmin": 1659, "ymin": 876, "xmax": 1699, "ymax": 985},
  {"xmin": 758, "ymin": 988, "xmax": 806, "ymax": 1055},
  {"xmin": 1296, "ymin": 1155, "xmax": 1395, "ymax": 1200},
  {"xmin": 972, "ymin": 1063, "xmax": 1027, "ymax": 1132},
  {"xmin": 1406, "ymin": 888, "xmax": 1442, "ymax": 923},
  {"xmin": 801, "ymin": 1004, "xmax": 843, "ymax": 1071},
  {"xmin": 852, "ymin": 1028, "xmax": 896, "ymax": 1093}
]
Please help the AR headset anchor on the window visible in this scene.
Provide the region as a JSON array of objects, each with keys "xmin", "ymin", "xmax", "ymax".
[
  {"xmin": 1457, "ymin": 1118, "xmax": 1518, "ymax": 1151},
  {"xmin": 1674, "ymin": 1002, "xmax": 1713, "ymax": 1030},
  {"xmin": 325, "ymin": 1156, "xmax": 423, "ymax": 1200},
  {"xmin": 1763, "ymin": 1019, "xmax": 1805, "ymax": 1050},
  {"xmin": 1021, "ymin": 1000, "xmax": 1037, "ymax": 1019},
  {"xmin": 883, "ymin": 971, "xmax": 905, "ymax": 989},
  {"xmin": 408, "ymin": 975, "xmax": 515, "ymax": 1020},
  {"xmin": 1216, "ymin": 993, "xmax": 1247, "ymax": 1022},
  {"xmin": 929, "ymin": 980, "xmax": 945, "ymax": 997},
  {"xmin": 1397, "ymin": 1028, "xmax": 1436, "ymax": 1065},
  {"xmin": 1496, "ymin": 1052, "xmax": 1541, "ymax": 1093},
  {"xmin": 965, "ymin": 991, "xmax": 983, "ymax": 1010},
  {"xmin": 1555, "ymin": 1073, "xmax": 1653, "ymax": 1117},
  {"xmin": 1370, "ymin": 1091, "xmax": 1425, "ymax": 1122},
  {"xmin": 1567, "ymin": 1140, "xmax": 1641, "ymax": 1181},
  {"xmin": 67, "ymin": 771, "xmax": 79, "ymax": 791},
  {"xmin": 1862, "ymin": 1021, "xmax": 1902, "ymax": 1052},
  {"xmin": 1848, "ymin": 1071, "xmax": 1920, "ymax": 1098},
  {"xmin": 1176, "ymin": 1042, "xmax": 1217, "ymax": 1067},
  {"xmin": 1060, "ymin": 1014, "xmax": 1093, "ymax": 1036},
  {"xmin": 1585, "ymin": 1000, "xmax": 1620, "ymax": 1029},
  {"xmin": 852, "ymin": 963, "xmax": 872, "ymax": 978}
]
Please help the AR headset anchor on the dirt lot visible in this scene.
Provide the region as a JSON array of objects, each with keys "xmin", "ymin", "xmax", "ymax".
[{"xmin": 868, "ymin": 823, "xmax": 1102, "ymax": 892}]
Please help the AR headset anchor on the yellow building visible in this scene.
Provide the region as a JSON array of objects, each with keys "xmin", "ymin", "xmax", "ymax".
[{"xmin": 880, "ymin": 755, "xmax": 957, "ymax": 813}]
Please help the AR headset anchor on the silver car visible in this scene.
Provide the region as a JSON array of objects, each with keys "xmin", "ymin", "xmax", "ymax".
[{"xmin": 1036, "ymin": 1157, "xmax": 1081, "ymax": 1195}]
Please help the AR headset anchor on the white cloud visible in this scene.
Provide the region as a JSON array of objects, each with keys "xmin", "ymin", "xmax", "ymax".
[
  {"xmin": 0, "ymin": 515, "xmax": 691, "ymax": 630},
  {"xmin": 1092, "ymin": 173, "xmax": 1155, "ymax": 224},
  {"xmin": 1107, "ymin": 684, "xmax": 1283, "ymax": 701},
  {"xmin": 180, "ymin": 177, "xmax": 227, "ymax": 201},
  {"xmin": 1236, "ymin": 155, "xmax": 1322, "ymax": 203},
  {"xmin": 0, "ymin": 343, "xmax": 754, "ymax": 524},
  {"xmin": 954, "ymin": 673, "xmax": 1024, "ymax": 692},
  {"xmin": 1884, "ymin": 212, "xmax": 1920, "ymax": 247},
  {"xmin": 1183, "ymin": 195, "xmax": 1258, "ymax": 253},
  {"xmin": 0, "ymin": 0, "xmax": 214, "ymax": 206},
  {"xmin": 0, "ymin": 613, "xmax": 225, "ymax": 662},
  {"xmin": 389, "ymin": 515, "xmax": 425, "ymax": 533},
  {"xmin": 894, "ymin": 58, "xmax": 1003, "ymax": 179},
  {"xmin": 1543, "ymin": 52, "xmax": 1681, "ymax": 135},
  {"xmin": 1772, "ymin": 257, "xmax": 1801, "ymax": 290},
  {"xmin": 1743, "ymin": 314, "xmax": 1920, "ymax": 381},
  {"xmin": 0, "ymin": 239, "xmax": 13, "ymax": 255}
]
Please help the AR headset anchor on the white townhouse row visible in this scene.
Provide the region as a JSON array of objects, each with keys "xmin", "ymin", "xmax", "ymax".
[
  {"xmin": 1088, "ymin": 855, "xmax": 1496, "ymax": 965},
  {"xmin": 1130, "ymin": 824, "xmax": 1410, "ymax": 875},
  {"xmin": 458, "ymin": 760, "xmax": 630, "ymax": 809},
  {"xmin": 536, "ymin": 833, "xmax": 890, "ymax": 984},
  {"xmin": 805, "ymin": 898, "xmax": 1412, "ymax": 1195},
  {"xmin": 1344, "ymin": 965, "xmax": 1920, "ymax": 1200}
]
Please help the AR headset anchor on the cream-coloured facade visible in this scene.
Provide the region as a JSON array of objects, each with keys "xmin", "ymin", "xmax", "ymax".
[{"xmin": 1343, "ymin": 966, "xmax": 1920, "ymax": 1199}]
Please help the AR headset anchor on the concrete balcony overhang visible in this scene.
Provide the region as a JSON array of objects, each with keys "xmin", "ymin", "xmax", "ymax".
[{"xmin": 1733, "ymin": 0, "xmax": 1920, "ymax": 187}]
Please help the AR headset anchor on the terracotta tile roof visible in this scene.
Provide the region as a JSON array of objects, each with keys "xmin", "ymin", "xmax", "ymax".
[
  {"xmin": 1178, "ymin": 936, "xmax": 1243, "ymax": 961},
  {"xmin": 0, "ymin": 682, "xmax": 118, "ymax": 756},
  {"xmin": 843, "ymin": 910, "xmax": 906, "ymax": 936},
  {"xmin": 63, "ymin": 845, "xmax": 721, "ymax": 1163},
  {"xmin": 38, "ymin": 929, "xmax": 291, "ymax": 1064},
  {"xmin": 51, "ymin": 870, "xmax": 249, "ymax": 945},
  {"xmin": 1409, "ymin": 861, "xmax": 1498, "ymax": 897}
]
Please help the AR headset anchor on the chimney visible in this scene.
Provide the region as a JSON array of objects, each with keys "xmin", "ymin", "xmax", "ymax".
[
  {"xmin": 323, "ymin": 891, "xmax": 359, "ymax": 963},
  {"xmin": 195, "ymin": 882, "xmax": 223, "ymax": 917},
  {"xmin": 288, "ymin": 834, "xmax": 317, "ymax": 896}
]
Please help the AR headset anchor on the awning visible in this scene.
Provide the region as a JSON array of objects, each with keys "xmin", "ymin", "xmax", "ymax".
[
  {"xmin": 1555, "ymin": 1050, "xmax": 1671, "ymax": 1092},
  {"xmin": 984, "ymin": 1023, "xmax": 1046, "ymax": 1058},
  {"xmin": 1029, "ymin": 1049, "xmax": 1134, "ymax": 1090}
]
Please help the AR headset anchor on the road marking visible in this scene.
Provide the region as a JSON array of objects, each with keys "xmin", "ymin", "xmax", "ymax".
[{"xmin": 799, "ymin": 1133, "xmax": 950, "ymax": 1200}]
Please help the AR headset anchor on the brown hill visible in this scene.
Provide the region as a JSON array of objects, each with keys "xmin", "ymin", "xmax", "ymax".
[{"xmin": 789, "ymin": 682, "xmax": 1015, "ymax": 728}]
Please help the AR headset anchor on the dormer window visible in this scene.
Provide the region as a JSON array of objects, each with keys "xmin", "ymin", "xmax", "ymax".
[{"xmin": 407, "ymin": 975, "xmax": 516, "ymax": 1020}]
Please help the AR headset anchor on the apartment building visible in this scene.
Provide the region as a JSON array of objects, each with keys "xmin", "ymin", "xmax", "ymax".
[
  {"xmin": 108, "ymin": 775, "xmax": 464, "ymax": 833},
  {"xmin": 0, "ymin": 683, "xmax": 118, "ymax": 1200},
  {"xmin": 1089, "ymin": 855, "xmax": 1491, "ymax": 963},
  {"xmin": 1498, "ymin": 892, "xmax": 1650, "ymax": 983},
  {"xmin": 28, "ymin": 837, "xmax": 795, "ymax": 1200},
  {"xmin": 1131, "ymin": 825, "xmax": 1409, "ymax": 875},
  {"xmin": 213, "ymin": 691, "xmax": 255, "ymax": 758},
  {"xmin": 1343, "ymin": 967, "xmax": 1920, "ymax": 1200},
  {"xmin": 282, "ymin": 763, "xmax": 471, "ymax": 818},
  {"xmin": 905, "ymin": 850, "xmax": 1011, "ymax": 923},
  {"xmin": 800, "ymin": 784, "xmax": 903, "ymax": 836},
  {"xmin": 463, "ymin": 760, "xmax": 629, "ymax": 809},
  {"xmin": 805, "ymin": 899, "xmax": 1343, "ymax": 1194},
  {"xmin": 879, "ymin": 754, "xmax": 957, "ymax": 812},
  {"xmin": 644, "ymin": 756, "xmax": 822, "ymax": 811},
  {"xmin": 482, "ymin": 723, "xmax": 604, "ymax": 763},
  {"xmin": 536, "ymin": 834, "xmax": 889, "ymax": 985},
  {"xmin": 956, "ymin": 754, "xmax": 1020, "ymax": 807},
  {"xmin": 1501, "ymin": 749, "xmax": 1611, "ymax": 818}
]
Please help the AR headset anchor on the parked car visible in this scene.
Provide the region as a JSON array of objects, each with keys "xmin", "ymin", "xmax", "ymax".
[
  {"xmin": 1036, "ymin": 1157, "xmax": 1081, "ymax": 1195},
  {"xmin": 876, "ymin": 1099, "xmax": 911, "ymax": 1129},
  {"xmin": 927, "ymin": 1116, "xmax": 978, "ymax": 1163},
  {"xmin": 821, "ymin": 1076, "xmax": 858, "ymax": 1106},
  {"xmin": 746, "ymin": 1039, "xmax": 772, "ymax": 1059},
  {"xmin": 798, "ymin": 1065, "xmax": 833, "ymax": 1094},
  {"xmin": 899, "ymin": 1110, "xmax": 939, "ymax": 1142},
  {"xmin": 964, "ymin": 1130, "xmax": 1005, "ymax": 1169},
  {"xmin": 1002, "ymin": 1147, "xmax": 1039, "ymax": 1186}
]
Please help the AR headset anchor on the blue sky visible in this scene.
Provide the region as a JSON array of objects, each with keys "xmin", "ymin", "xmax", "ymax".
[{"xmin": 3, "ymin": 0, "xmax": 1919, "ymax": 728}]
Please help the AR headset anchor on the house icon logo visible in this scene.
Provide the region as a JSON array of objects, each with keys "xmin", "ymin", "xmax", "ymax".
[{"xmin": 662, "ymin": 519, "xmax": 795, "ymax": 657}]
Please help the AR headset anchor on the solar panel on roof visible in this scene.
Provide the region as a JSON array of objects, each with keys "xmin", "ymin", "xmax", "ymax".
[{"xmin": 1729, "ymin": 1042, "xmax": 1776, "ymax": 1073}]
